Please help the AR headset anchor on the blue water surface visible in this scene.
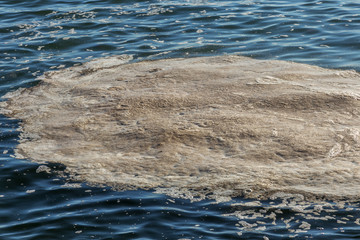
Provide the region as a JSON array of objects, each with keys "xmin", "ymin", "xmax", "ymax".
[{"xmin": 1, "ymin": 0, "xmax": 360, "ymax": 239}]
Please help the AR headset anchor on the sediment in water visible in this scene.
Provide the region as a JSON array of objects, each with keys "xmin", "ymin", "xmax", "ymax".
[{"xmin": 1, "ymin": 55, "xmax": 360, "ymax": 201}]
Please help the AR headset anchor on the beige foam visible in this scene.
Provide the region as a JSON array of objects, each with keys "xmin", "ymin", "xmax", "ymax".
[{"xmin": 1, "ymin": 55, "xmax": 360, "ymax": 201}]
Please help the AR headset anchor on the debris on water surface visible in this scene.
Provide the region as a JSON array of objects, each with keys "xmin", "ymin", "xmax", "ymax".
[
  {"xmin": 36, "ymin": 165, "xmax": 52, "ymax": 174},
  {"xmin": 1, "ymin": 54, "xmax": 359, "ymax": 202}
]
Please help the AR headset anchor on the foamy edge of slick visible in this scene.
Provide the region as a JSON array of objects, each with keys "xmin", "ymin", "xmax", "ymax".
[{"xmin": 1, "ymin": 54, "xmax": 359, "ymax": 203}]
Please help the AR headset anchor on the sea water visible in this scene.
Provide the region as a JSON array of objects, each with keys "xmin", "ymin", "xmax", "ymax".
[{"xmin": 1, "ymin": 0, "xmax": 360, "ymax": 239}]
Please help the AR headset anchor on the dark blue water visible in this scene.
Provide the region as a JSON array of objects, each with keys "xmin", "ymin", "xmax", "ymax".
[{"xmin": 1, "ymin": 0, "xmax": 360, "ymax": 239}]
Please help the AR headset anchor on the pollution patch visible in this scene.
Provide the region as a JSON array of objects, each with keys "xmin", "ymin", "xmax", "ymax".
[{"xmin": 1, "ymin": 55, "xmax": 360, "ymax": 202}]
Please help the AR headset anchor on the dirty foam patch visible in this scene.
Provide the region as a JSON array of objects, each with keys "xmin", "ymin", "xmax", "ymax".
[{"xmin": 1, "ymin": 55, "xmax": 360, "ymax": 203}]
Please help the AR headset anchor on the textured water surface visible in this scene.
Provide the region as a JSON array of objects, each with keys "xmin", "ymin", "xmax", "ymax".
[{"xmin": 1, "ymin": 0, "xmax": 360, "ymax": 239}]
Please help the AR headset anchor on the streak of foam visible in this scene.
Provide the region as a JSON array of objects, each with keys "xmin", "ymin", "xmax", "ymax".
[
  {"xmin": 226, "ymin": 193, "xmax": 360, "ymax": 237},
  {"xmin": 1, "ymin": 55, "xmax": 360, "ymax": 204}
]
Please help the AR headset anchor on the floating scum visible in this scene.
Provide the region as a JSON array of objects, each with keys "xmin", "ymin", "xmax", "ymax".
[{"xmin": 1, "ymin": 55, "xmax": 360, "ymax": 201}]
